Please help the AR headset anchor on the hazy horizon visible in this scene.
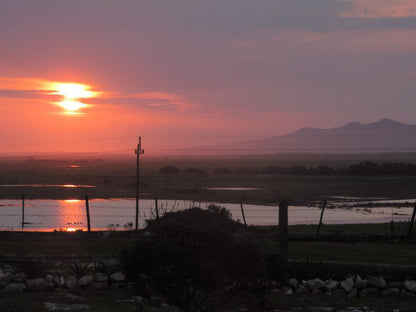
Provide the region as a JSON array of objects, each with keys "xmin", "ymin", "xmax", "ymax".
[{"xmin": 0, "ymin": 117, "xmax": 416, "ymax": 156}]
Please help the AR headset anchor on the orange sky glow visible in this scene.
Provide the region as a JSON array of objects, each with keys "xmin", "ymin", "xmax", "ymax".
[{"xmin": 1, "ymin": 1, "xmax": 416, "ymax": 155}]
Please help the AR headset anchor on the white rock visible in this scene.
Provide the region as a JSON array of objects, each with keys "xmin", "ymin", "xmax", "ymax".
[
  {"xmin": 45, "ymin": 274, "xmax": 54, "ymax": 282},
  {"xmin": 325, "ymin": 279, "xmax": 339, "ymax": 291},
  {"xmin": 13, "ymin": 273, "xmax": 26, "ymax": 283},
  {"xmin": 65, "ymin": 276, "xmax": 77, "ymax": 289},
  {"xmin": 340, "ymin": 277, "xmax": 354, "ymax": 292},
  {"xmin": 77, "ymin": 275, "xmax": 94, "ymax": 287},
  {"xmin": 94, "ymin": 273, "xmax": 108, "ymax": 282},
  {"xmin": 0, "ymin": 272, "xmax": 14, "ymax": 288},
  {"xmin": 286, "ymin": 288, "xmax": 293, "ymax": 295},
  {"xmin": 401, "ymin": 289, "xmax": 416, "ymax": 298},
  {"xmin": 403, "ymin": 280, "xmax": 416, "ymax": 294},
  {"xmin": 134, "ymin": 295, "xmax": 146, "ymax": 304},
  {"xmin": 368, "ymin": 276, "xmax": 386, "ymax": 289},
  {"xmin": 5, "ymin": 282, "xmax": 26, "ymax": 292},
  {"xmin": 110, "ymin": 271, "xmax": 125, "ymax": 282},
  {"xmin": 347, "ymin": 287, "xmax": 358, "ymax": 298},
  {"xmin": 44, "ymin": 303, "xmax": 90, "ymax": 310},
  {"xmin": 53, "ymin": 276, "xmax": 65, "ymax": 287},
  {"xmin": 381, "ymin": 288, "xmax": 400, "ymax": 296},
  {"xmin": 355, "ymin": 275, "xmax": 368, "ymax": 289},
  {"xmin": 304, "ymin": 278, "xmax": 325, "ymax": 290},
  {"xmin": 26, "ymin": 278, "xmax": 54, "ymax": 291}
]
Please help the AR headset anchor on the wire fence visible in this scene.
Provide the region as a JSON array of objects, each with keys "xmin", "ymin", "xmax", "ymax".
[{"xmin": 0, "ymin": 198, "xmax": 414, "ymax": 234}]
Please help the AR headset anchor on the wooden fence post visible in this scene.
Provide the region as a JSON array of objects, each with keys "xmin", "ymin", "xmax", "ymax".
[
  {"xmin": 390, "ymin": 220, "xmax": 394, "ymax": 237},
  {"xmin": 316, "ymin": 200, "xmax": 327, "ymax": 236},
  {"xmin": 279, "ymin": 201, "xmax": 288, "ymax": 260},
  {"xmin": 85, "ymin": 195, "xmax": 91, "ymax": 233},
  {"xmin": 21, "ymin": 194, "xmax": 25, "ymax": 230},
  {"xmin": 240, "ymin": 202, "xmax": 247, "ymax": 226},
  {"xmin": 155, "ymin": 198, "xmax": 159, "ymax": 219},
  {"xmin": 408, "ymin": 201, "xmax": 416, "ymax": 240}
]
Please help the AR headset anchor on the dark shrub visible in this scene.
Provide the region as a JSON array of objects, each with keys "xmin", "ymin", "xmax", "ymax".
[
  {"xmin": 121, "ymin": 207, "xmax": 276, "ymax": 311},
  {"xmin": 145, "ymin": 205, "xmax": 244, "ymax": 234},
  {"xmin": 213, "ymin": 167, "xmax": 232, "ymax": 174},
  {"xmin": 184, "ymin": 168, "xmax": 206, "ymax": 175},
  {"xmin": 159, "ymin": 165, "xmax": 181, "ymax": 174},
  {"xmin": 315, "ymin": 165, "xmax": 337, "ymax": 175},
  {"xmin": 347, "ymin": 161, "xmax": 380, "ymax": 175}
]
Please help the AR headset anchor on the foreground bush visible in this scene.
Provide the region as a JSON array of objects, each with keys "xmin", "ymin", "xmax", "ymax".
[{"xmin": 121, "ymin": 207, "xmax": 284, "ymax": 311}]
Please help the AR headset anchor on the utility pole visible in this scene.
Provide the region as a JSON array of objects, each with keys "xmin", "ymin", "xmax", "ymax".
[
  {"xmin": 279, "ymin": 201, "xmax": 289, "ymax": 261},
  {"xmin": 240, "ymin": 201, "xmax": 247, "ymax": 226},
  {"xmin": 316, "ymin": 200, "xmax": 327, "ymax": 236},
  {"xmin": 135, "ymin": 137, "xmax": 144, "ymax": 230},
  {"xmin": 155, "ymin": 198, "xmax": 159, "ymax": 219},
  {"xmin": 21, "ymin": 194, "xmax": 25, "ymax": 230},
  {"xmin": 408, "ymin": 201, "xmax": 416, "ymax": 240},
  {"xmin": 85, "ymin": 195, "xmax": 91, "ymax": 233}
]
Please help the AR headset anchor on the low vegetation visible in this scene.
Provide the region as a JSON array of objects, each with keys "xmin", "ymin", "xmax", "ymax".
[
  {"xmin": 120, "ymin": 206, "xmax": 286, "ymax": 312},
  {"xmin": 211, "ymin": 161, "xmax": 416, "ymax": 176}
]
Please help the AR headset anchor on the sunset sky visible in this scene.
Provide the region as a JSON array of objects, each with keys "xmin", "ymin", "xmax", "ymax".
[{"xmin": 1, "ymin": 0, "xmax": 416, "ymax": 154}]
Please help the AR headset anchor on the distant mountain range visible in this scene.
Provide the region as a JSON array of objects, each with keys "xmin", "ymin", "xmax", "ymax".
[{"xmin": 224, "ymin": 118, "xmax": 416, "ymax": 153}]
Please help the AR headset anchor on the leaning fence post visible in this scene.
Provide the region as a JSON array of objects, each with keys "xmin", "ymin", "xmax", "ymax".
[
  {"xmin": 155, "ymin": 198, "xmax": 159, "ymax": 219},
  {"xmin": 316, "ymin": 200, "xmax": 327, "ymax": 236},
  {"xmin": 240, "ymin": 202, "xmax": 247, "ymax": 226},
  {"xmin": 408, "ymin": 201, "xmax": 416, "ymax": 240},
  {"xmin": 21, "ymin": 194, "xmax": 25, "ymax": 230},
  {"xmin": 279, "ymin": 201, "xmax": 288, "ymax": 260},
  {"xmin": 85, "ymin": 195, "xmax": 91, "ymax": 233}
]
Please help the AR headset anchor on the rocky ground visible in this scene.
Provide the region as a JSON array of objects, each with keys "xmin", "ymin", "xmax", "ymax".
[{"xmin": 0, "ymin": 261, "xmax": 415, "ymax": 311}]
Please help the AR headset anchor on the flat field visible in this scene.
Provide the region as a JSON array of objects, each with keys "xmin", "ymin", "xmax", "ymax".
[
  {"xmin": 1, "ymin": 224, "xmax": 416, "ymax": 265},
  {"xmin": 0, "ymin": 154, "xmax": 415, "ymax": 203}
]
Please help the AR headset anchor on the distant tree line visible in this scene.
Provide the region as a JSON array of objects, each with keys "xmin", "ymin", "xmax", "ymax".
[
  {"xmin": 346, "ymin": 161, "xmax": 416, "ymax": 176},
  {"xmin": 159, "ymin": 161, "xmax": 416, "ymax": 176},
  {"xmin": 230, "ymin": 161, "xmax": 416, "ymax": 176},
  {"xmin": 231, "ymin": 161, "xmax": 416, "ymax": 176}
]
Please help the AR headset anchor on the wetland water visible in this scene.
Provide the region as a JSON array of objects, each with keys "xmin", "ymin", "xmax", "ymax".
[{"xmin": 0, "ymin": 197, "xmax": 414, "ymax": 231}]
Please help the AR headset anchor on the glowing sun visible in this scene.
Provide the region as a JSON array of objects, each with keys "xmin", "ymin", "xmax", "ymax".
[
  {"xmin": 59, "ymin": 100, "xmax": 87, "ymax": 111},
  {"xmin": 51, "ymin": 82, "xmax": 96, "ymax": 114},
  {"xmin": 55, "ymin": 83, "xmax": 94, "ymax": 99}
]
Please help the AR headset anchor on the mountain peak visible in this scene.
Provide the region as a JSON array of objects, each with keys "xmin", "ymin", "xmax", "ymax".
[
  {"xmin": 367, "ymin": 118, "xmax": 411, "ymax": 129},
  {"xmin": 373, "ymin": 118, "xmax": 399, "ymax": 125},
  {"xmin": 335, "ymin": 118, "xmax": 410, "ymax": 131},
  {"xmin": 222, "ymin": 118, "xmax": 416, "ymax": 154},
  {"xmin": 339, "ymin": 121, "xmax": 363, "ymax": 129}
]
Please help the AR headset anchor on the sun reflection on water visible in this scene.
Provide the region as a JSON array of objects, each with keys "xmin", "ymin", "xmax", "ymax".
[{"xmin": 48, "ymin": 82, "xmax": 97, "ymax": 115}]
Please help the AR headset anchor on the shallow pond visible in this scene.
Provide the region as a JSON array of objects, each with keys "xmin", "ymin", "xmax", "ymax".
[{"xmin": 0, "ymin": 197, "xmax": 414, "ymax": 231}]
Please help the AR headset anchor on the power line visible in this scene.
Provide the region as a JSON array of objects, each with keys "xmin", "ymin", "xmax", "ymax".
[
  {"xmin": 139, "ymin": 147, "xmax": 416, "ymax": 152},
  {"xmin": 0, "ymin": 136, "xmax": 138, "ymax": 148},
  {"xmin": 2, "ymin": 132, "xmax": 416, "ymax": 149}
]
